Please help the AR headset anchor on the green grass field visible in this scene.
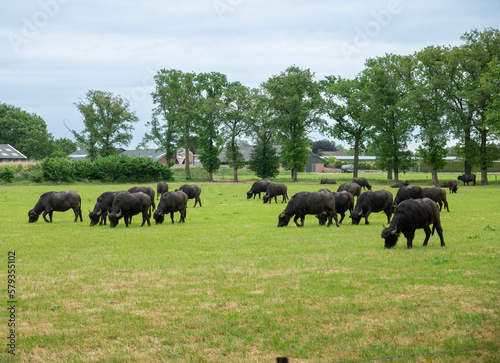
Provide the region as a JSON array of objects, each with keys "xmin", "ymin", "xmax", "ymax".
[{"xmin": 1, "ymin": 172, "xmax": 499, "ymax": 362}]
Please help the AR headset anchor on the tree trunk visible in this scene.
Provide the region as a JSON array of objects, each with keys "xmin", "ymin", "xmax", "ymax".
[
  {"xmin": 292, "ymin": 167, "xmax": 298, "ymax": 182},
  {"xmin": 430, "ymin": 161, "xmax": 438, "ymax": 185},
  {"xmin": 386, "ymin": 169, "xmax": 392, "ymax": 180},
  {"xmin": 208, "ymin": 170, "xmax": 213, "ymax": 182},
  {"xmin": 184, "ymin": 142, "xmax": 190, "ymax": 179},
  {"xmin": 233, "ymin": 167, "xmax": 238, "ymax": 182},
  {"xmin": 480, "ymin": 127, "xmax": 489, "ymax": 185},
  {"xmin": 353, "ymin": 135, "xmax": 360, "ymax": 178},
  {"xmin": 464, "ymin": 128, "xmax": 472, "ymax": 175},
  {"xmin": 394, "ymin": 169, "xmax": 399, "ymax": 183}
]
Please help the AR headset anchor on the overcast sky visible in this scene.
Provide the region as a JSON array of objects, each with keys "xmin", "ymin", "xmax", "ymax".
[{"xmin": 1, "ymin": 0, "xmax": 499, "ymax": 150}]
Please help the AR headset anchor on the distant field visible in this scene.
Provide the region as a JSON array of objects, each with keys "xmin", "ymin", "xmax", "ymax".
[{"xmin": 1, "ymin": 178, "xmax": 499, "ymax": 362}]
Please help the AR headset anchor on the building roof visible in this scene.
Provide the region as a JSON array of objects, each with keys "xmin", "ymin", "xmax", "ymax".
[
  {"xmin": 219, "ymin": 145, "xmax": 282, "ymax": 162},
  {"xmin": 120, "ymin": 149, "xmax": 166, "ymax": 162},
  {"xmin": 0, "ymin": 144, "xmax": 27, "ymax": 160},
  {"xmin": 334, "ymin": 155, "xmax": 377, "ymax": 162}
]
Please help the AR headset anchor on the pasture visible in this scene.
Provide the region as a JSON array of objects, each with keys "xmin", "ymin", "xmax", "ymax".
[{"xmin": 1, "ymin": 173, "xmax": 499, "ymax": 362}]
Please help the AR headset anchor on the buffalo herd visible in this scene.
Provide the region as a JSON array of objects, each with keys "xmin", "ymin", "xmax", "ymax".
[{"xmin": 27, "ymin": 173, "xmax": 476, "ymax": 249}]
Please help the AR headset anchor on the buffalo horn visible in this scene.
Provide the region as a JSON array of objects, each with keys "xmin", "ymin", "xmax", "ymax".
[
  {"xmin": 116, "ymin": 209, "xmax": 122, "ymax": 218},
  {"xmin": 96, "ymin": 209, "xmax": 102, "ymax": 216},
  {"xmin": 391, "ymin": 226, "xmax": 398, "ymax": 235}
]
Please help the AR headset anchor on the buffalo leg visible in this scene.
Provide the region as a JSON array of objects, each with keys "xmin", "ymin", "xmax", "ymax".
[
  {"xmin": 338, "ymin": 212, "xmax": 345, "ymax": 224},
  {"xmin": 180, "ymin": 208, "xmax": 186, "ymax": 223},
  {"xmin": 293, "ymin": 215, "xmax": 302, "ymax": 227},
  {"xmin": 170, "ymin": 212, "xmax": 175, "ymax": 224},
  {"xmin": 364, "ymin": 211, "xmax": 371, "ymax": 225},
  {"xmin": 422, "ymin": 226, "xmax": 432, "ymax": 246},
  {"xmin": 435, "ymin": 223, "xmax": 446, "ymax": 246}
]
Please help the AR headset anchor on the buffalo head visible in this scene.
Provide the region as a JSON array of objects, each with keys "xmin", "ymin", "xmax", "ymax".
[
  {"xmin": 28, "ymin": 209, "xmax": 39, "ymax": 223},
  {"xmin": 381, "ymin": 225, "xmax": 400, "ymax": 248},
  {"xmin": 89, "ymin": 209, "xmax": 102, "ymax": 226},
  {"xmin": 350, "ymin": 209, "xmax": 363, "ymax": 225},
  {"xmin": 277, "ymin": 211, "xmax": 290, "ymax": 227},
  {"xmin": 153, "ymin": 210, "xmax": 165, "ymax": 225},
  {"xmin": 108, "ymin": 209, "xmax": 122, "ymax": 228}
]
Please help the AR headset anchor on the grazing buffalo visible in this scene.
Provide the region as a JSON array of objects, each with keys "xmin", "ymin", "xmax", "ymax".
[
  {"xmin": 353, "ymin": 177, "xmax": 372, "ymax": 190},
  {"xmin": 156, "ymin": 182, "xmax": 169, "ymax": 200},
  {"xmin": 178, "ymin": 184, "xmax": 202, "ymax": 207},
  {"xmin": 263, "ymin": 183, "xmax": 288, "ymax": 204},
  {"xmin": 316, "ymin": 190, "xmax": 354, "ymax": 225},
  {"xmin": 436, "ymin": 180, "xmax": 459, "ymax": 193},
  {"xmin": 390, "ymin": 181, "xmax": 409, "ymax": 188},
  {"xmin": 128, "ymin": 186, "xmax": 156, "ymax": 214},
  {"xmin": 320, "ymin": 179, "xmax": 337, "ymax": 184},
  {"xmin": 381, "ymin": 198, "xmax": 445, "ymax": 249},
  {"xmin": 278, "ymin": 192, "xmax": 339, "ymax": 227},
  {"xmin": 246, "ymin": 180, "xmax": 272, "ymax": 199},
  {"xmin": 337, "ymin": 183, "xmax": 361, "ymax": 198},
  {"xmin": 153, "ymin": 191, "xmax": 188, "ymax": 224},
  {"xmin": 423, "ymin": 187, "xmax": 450, "ymax": 212},
  {"xmin": 28, "ymin": 190, "xmax": 82, "ymax": 223},
  {"xmin": 89, "ymin": 191, "xmax": 126, "ymax": 226},
  {"xmin": 393, "ymin": 186, "xmax": 425, "ymax": 208},
  {"xmin": 458, "ymin": 174, "xmax": 476, "ymax": 186},
  {"xmin": 108, "ymin": 192, "xmax": 152, "ymax": 228},
  {"xmin": 350, "ymin": 190, "xmax": 393, "ymax": 225}
]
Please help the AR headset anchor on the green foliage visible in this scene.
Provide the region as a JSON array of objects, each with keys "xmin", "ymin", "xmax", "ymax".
[
  {"xmin": 0, "ymin": 103, "xmax": 53, "ymax": 159},
  {"xmin": 41, "ymin": 157, "xmax": 73, "ymax": 182},
  {"xmin": 248, "ymin": 142, "xmax": 280, "ymax": 179},
  {"xmin": 0, "ymin": 165, "xmax": 15, "ymax": 182}
]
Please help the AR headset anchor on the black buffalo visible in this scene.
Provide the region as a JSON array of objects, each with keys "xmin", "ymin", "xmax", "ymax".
[
  {"xmin": 458, "ymin": 174, "xmax": 476, "ymax": 186},
  {"xmin": 128, "ymin": 186, "xmax": 156, "ymax": 214},
  {"xmin": 153, "ymin": 191, "xmax": 188, "ymax": 224},
  {"xmin": 437, "ymin": 179, "xmax": 458, "ymax": 193},
  {"xmin": 320, "ymin": 179, "xmax": 337, "ymax": 184},
  {"xmin": 393, "ymin": 186, "xmax": 425, "ymax": 208},
  {"xmin": 156, "ymin": 182, "xmax": 169, "ymax": 200},
  {"xmin": 28, "ymin": 190, "xmax": 82, "ymax": 223},
  {"xmin": 89, "ymin": 191, "xmax": 126, "ymax": 226},
  {"xmin": 108, "ymin": 192, "xmax": 152, "ymax": 228},
  {"xmin": 316, "ymin": 190, "xmax": 354, "ymax": 225},
  {"xmin": 337, "ymin": 183, "xmax": 361, "ymax": 198},
  {"xmin": 350, "ymin": 190, "xmax": 393, "ymax": 225},
  {"xmin": 263, "ymin": 183, "xmax": 288, "ymax": 204},
  {"xmin": 178, "ymin": 184, "xmax": 202, "ymax": 207},
  {"xmin": 423, "ymin": 187, "xmax": 450, "ymax": 212},
  {"xmin": 390, "ymin": 181, "xmax": 409, "ymax": 188},
  {"xmin": 246, "ymin": 180, "xmax": 272, "ymax": 199},
  {"xmin": 278, "ymin": 192, "xmax": 339, "ymax": 227},
  {"xmin": 353, "ymin": 177, "xmax": 372, "ymax": 190},
  {"xmin": 381, "ymin": 198, "xmax": 445, "ymax": 249}
]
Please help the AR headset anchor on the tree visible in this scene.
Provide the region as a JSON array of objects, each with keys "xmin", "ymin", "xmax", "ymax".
[
  {"xmin": 361, "ymin": 54, "xmax": 414, "ymax": 182},
  {"xmin": 311, "ymin": 140, "xmax": 339, "ymax": 155},
  {"xmin": 481, "ymin": 59, "xmax": 500, "ymax": 133},
  {"xmin": 0, "ymin": 103, "xmax": 53, "ymax": 159},
  {"xmin": 220, "ymin": 82, "xmax": 252, "ymax": 181},
  {"xmin": 70, "ymin": 90, "xmax": 138, "ymax": 161},
  {"xmin": 196, "ymin": 72, "xmax": 228, "ymax": 181},
  {"xmin": 50, "ymin": 138, "xmax": 77, "ymax": 158},
  {"xmin": 320, "ymin": 75, "xmax": 373, "ymax": 178},
  {"xmin": 143, "ymin": 69, "xmax": 186, "ymax": 167},
  {"xmin": 406, "ymin": 46, "xmax": 452, "ymax": 184},
  {"xmin": 460, "ymin": 28, "xmax": 500, "ymax": 185},
  {"xmin": 247, "ymin": 88, "xmax": 281, "ymax": 179},
  {"xmin": 263, "ymin": 66, "xmax": 324, "ymax": 182}
]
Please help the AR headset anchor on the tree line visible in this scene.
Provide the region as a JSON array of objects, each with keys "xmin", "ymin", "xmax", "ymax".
[{"xmin": 1, "ymin": 28, "xmax": 499, "ymax": 184}]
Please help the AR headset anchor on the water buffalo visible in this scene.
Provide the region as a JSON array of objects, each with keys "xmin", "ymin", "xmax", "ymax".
[
  {"xmin": 89, "ymin": 191, "xmax": 127, "ymax": 226},
  {"xmin": 437, "ymin": 179, "xmax": 458, "ymax": 193},
  {"xmin": 337, "ymin": 183, "xmax": 361, "ymax": 198},
  {"xmin": 458, "ymin": 174, "xmax": 476, "ymax": 186},
  {"xmin": 423, "ymin": 187, "xmax": 450, "ymax": 212},
  {"xmin": 178, "ymin": 184, "xmax": 202, "ymax": 207},
  {"xmin": 278, "ymin": 192, "xmax": 339, "ymax": 227},
  {"xmin": 246, "ymin": 180, "xmax": 272, "ymax": 199},
  {"xmin": 263, "ymin": 183, "xmax": 288, "ymax": 204},
  {"xmin": 128, "ymin": 186, "xmax": 156, "ymax": 214},
  {"xmin": 350, "ymin": 190, "xmax": 393, "ymax": 225},
  {"xmin": 381, "ymin": 198, "xmax": 445, "ymax": 249},
  {"xmin": 156, "ymin": 182, "xmax": 169, "ymax": 200},
  {"xmin": 153, "ymin": 191, "xmax": 187, "ymax": 224},
  {"xmin": 353, "ymin": 177, "xmax": 372, "ymax": 190},
  {"xmin": 316, "ymin": 190, "xmax": 354, "ymax": 225},
  {"xmin": 108, "ymin": 192, "xmax": 152, "ymax": 228},
  {"xmin": 320, "ymin": 179, "xmax": 337, "ymax": 184},
  {"xmin": 28, "ymin": 190, "xmax": 82, "ymax": 223},
  {"xmin": 390, "ymin": 181, "xmax": 409, "ymax": 188},
  {"xmin": 393, "ymin": 186, "xmax": 425, "ymax": 208}
]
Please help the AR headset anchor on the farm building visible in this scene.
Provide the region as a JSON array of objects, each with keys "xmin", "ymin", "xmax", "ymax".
[
  {"xmin": 305, "ymin": 150, "xmax": 325, "ymax": 172},
  {"xmin": 0, "ymin": 144, "xmax": 27, "ymax": 162}
]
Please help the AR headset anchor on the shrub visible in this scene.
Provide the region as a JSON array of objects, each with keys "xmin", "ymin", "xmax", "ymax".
[
  {"xmin": 0, "ymin": 165, "xmax": 15, "ymax": 182},
  {"xmin": 41, "ymin": 157, "xmax": 73, "ymax": 182}
]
